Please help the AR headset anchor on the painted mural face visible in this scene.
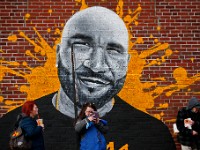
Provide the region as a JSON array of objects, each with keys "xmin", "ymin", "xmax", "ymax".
[{"xmin": 57, "ymin": 7, "xmax": 129, "ymax": 109}]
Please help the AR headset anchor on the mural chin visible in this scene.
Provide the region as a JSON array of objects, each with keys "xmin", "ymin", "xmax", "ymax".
[
  {"xmin": 76, "ymin": 76, "xmax": 126, "ymax": 109},
  {"xmin": 76, "ymin": 86, "xmax": 112, "ymax": 108}
]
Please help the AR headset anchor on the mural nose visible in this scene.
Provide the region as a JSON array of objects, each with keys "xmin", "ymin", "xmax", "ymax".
[{"xmin": 85, "ymin": 47, "xmax": 108, "ymax": 73}]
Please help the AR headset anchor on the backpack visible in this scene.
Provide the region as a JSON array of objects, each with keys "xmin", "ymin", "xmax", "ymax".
[{"xmin": 9, "ymin": 114, "xmax": 32, "ymax": 150}]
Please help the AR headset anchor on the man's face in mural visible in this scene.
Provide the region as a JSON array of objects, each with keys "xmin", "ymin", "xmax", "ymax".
[{"xmin": 57, "ymin": 7, "xmax": 129, "ymax": 109}]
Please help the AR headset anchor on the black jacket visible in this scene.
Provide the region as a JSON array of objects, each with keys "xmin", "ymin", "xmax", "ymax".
[
  {"xmin": 176, "ymin": 107, "xmax": 200, "ymax": 147},
  {"xmin": 0, "ymin": 92, "xmax": 176, "ymax": 150}
]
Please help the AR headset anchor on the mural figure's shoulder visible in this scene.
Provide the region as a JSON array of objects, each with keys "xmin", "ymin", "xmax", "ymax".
[
  {"xmin": 35, "ymin": 92, "xmax": 57, "ymax": 106},
  {"xmin": 109, "ymin": 95, "xmax": 176, "ymax": 150}
]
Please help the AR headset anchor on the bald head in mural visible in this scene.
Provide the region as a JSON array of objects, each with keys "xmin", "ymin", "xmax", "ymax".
[{"xmin": 54, "ymin": 6, "xmax": 130, "ymax": 117}]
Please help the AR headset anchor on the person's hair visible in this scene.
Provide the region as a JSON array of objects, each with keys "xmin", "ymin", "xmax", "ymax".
[
  {"xmin": 22, "ymin": 101, "xmax": 36, "ymax": 116},
  {"xmin": 74, "ymin": 103, "xmax": 97, "ymax": 125}
]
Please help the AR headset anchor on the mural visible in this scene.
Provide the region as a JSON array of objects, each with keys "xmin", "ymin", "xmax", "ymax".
[{"xmin": 0, "ymin": 0, "xmax": 199, "ymax": 149}]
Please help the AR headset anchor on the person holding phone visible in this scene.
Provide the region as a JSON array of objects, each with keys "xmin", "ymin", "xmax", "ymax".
[{"xmin": 74, "ymin": 103, "xmax": 108, "ymax": 150}]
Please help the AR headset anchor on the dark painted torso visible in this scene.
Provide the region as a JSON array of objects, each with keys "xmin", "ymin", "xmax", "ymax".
[{"xmin": 0, "ymin": 93, "xmax": 176, "ymax": 150}]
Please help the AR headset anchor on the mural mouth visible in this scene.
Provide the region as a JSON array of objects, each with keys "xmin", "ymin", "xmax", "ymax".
[{"xmin": 79, "ymin": 76, "xmax": 110, "ymax": 87}]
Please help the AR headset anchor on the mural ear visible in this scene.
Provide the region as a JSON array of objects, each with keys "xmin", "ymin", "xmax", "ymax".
[{"xmin": 56, "ymin": 44, "xmax": 60, "ymax": 67}]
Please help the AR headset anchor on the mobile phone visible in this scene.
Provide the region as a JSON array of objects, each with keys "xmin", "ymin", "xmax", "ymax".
[{"xmin": 93, "ymin": 111, "xmax": 99, "ymax": 118}]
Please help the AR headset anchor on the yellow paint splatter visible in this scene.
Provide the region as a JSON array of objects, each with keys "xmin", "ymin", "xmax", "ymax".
[
  {"xmin": 54, "ymin": 28, "xmax": 61, "ymax": 35},
  {"xmin": 154, "ymin": 114, "xmax": 161, "ymax": 120},
  {"xmin": 136, "ymin": 37, "xmax": 144, "ymax": 44},
  {"xmin": 116, "ymin": 0, "xmax": 124, "ymax": 18},
  {"xmin": 7, "ymin": 34, "xmax": 17, "ymax": 42},
  {"xmin": 191, "ymin": 57, "xmax": 194, "ymax": 63},
  {"xmin": 151, "ymin": 77, "xmax": 166, "ymax": 81},
  {"xmin": 123, "ymin": 4, "xmax": 142, "ymax": 27},
  {"xmin": 47, "ymin": 28, "xmax": 51, "ymax": 33},
  {"xmin": 25, "ymin": 50, "xmax": 42, "ymax": 61},
  {"xmin": 0, "ymin": 96, "xmax": 3, "ymax": 103},
  {"xmin": 25, "ymin": 13, "xmax": 30, "ymax": 21},
  {"xmin": 163, "ymin": 68, "xmax": 200, "ymax": 97},
  {"xmin": 165, "ymin": 119, "xmax": 176, "ymax": 123},
  {"xmin": 193, "ymin": 92, "xmax": 200, "ymax": 94},
  {"xmin": 4, "ymin": 100, "xmax": 24, "ymax": 106},
  {"xmin": 61, "ymin": 23, "xmax": 64, "ymax": 27},
  {"xmin": 154, "ymin": 39, "xmax": 159, "ymax": 43},
  {"xmin": 0, "ymin": 60, "xmax": 20, "ymax": 67},
  {"xmin": 157, "ymin": 25, "xmax": 161, "ymax": 31},
  {"xmin": 48, "ymin": 9, "xmax": 52, "ymax": 14},
  {"xmin": 154, "ymin": 112, "xmax": 165, "ymax": 120},
  {"xmin": 174, "ymin": 50, "xmax": 179, "ymax": 53},
  {"xmin": 76, "ymin": 0, "xmax": 88, "ymax": 10},
  {"xmin": 157, "ymin": 103, "xmax": 169, "ymax": 109}
]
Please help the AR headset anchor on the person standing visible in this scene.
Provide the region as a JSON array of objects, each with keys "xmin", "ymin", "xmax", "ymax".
[
  {"xmin": 176, "ymin": 97, "xmax": 200, "ymax": 150},
  {"xmin": 20, "ymin": 101, "xmax": 45, "ymax": 150},
  {"xmin": 75, "ymin": 103, "xmax": 108, "ymax": 150}
]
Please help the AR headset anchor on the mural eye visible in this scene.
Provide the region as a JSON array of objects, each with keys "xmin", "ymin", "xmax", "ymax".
[
  {"xmin": 107, "ymin": 47, "xmax": 121, "ymax": 55},
  {"xmin": 73, "ymin": 43, "xmax": 91, "ymax": 52},
  {"xmin": 74, "ymin": 42, "xmax": 90, "ymax": 47}
]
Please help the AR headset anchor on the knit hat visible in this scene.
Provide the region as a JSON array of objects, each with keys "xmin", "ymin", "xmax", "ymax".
[{"xmin": 186, "ymin": 97, "xmax": 200, "ymax": 110}]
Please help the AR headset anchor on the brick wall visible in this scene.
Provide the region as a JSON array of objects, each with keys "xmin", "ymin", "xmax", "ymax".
[{"xmin": 0, "ymin": 0, "xmax": 200, "ymax": 149}]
